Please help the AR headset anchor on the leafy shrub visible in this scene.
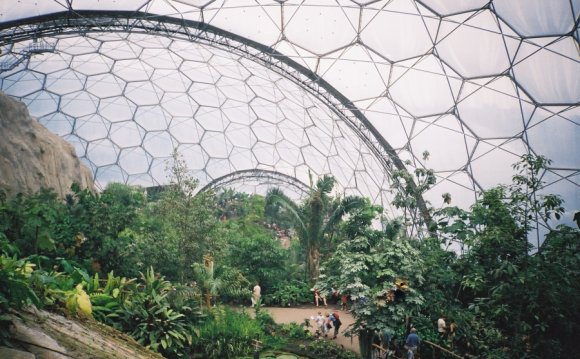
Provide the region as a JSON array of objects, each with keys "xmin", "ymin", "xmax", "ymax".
[
  {"xmin": 121, "ymin": 292, "xmax": 193, "ymax": 358},
  {"xmin": 0, "ymin": 254, "xmax": 41, "ymax": 345},
  {"xmin": 85, "ymin": 271, "xmax": 138, "ymax": 326},
  {"xmin": 166, "ymin": 284, "xmax": 201, "ymax": 309},
  {"xmin": 255, "ymin": 306, "xmax": 277, "ymax": 335},
  {"xmin": 192, "ymin": 306, "xmax": 263, "ymax": 359},
  {"xmin": 263, "ymin": 280, "xmax": 311, "ymax": 307},
  {"xmin": 221, "ymin": 227, "xmax": 289, "ymax": 292},
  {"xmin": 307, "ymin": 339, "xmax": 360, "ymax": 359},
  {"xmin": 279, "ymin": 322, "xmax": 311, "ymax": 340},
  {"xmin": 0, "ymin": 255, "xmax": 39, "ymax": 309},
  {"xmin": 118, "ymin": 268, "xmax": 194, "ymax": 358}
]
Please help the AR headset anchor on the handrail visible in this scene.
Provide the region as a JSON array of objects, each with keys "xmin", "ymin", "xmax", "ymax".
[
  {"xmin": 372, "ymin": 343, "xmax": 387, "ymax": 353},
  {"xmin": 423, "ymin": 339, "xmax": 464, "ymax": 359},
  {"xmin": 371, "ymin": 343, "xmax": 403, "ymax": 359}
]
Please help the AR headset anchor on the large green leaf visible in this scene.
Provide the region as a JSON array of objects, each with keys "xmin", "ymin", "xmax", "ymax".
[{"xmin": 37, "ymin": 231, "xmax": 55, "ymax": 251}]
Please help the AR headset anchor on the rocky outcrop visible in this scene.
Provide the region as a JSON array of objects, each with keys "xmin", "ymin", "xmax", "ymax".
[
  {"xmin": 0, "ymin": 91, "xmax": 94, "ymax": 198},
  {"xmin": 4, "ymin": 308, "xmax": 163, "ymax": 359}
]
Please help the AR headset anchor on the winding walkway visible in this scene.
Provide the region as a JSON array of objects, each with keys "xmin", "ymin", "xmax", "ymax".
[{"xmin": 262, "ymin": 305, "xmax": 360, "ymax": 354}]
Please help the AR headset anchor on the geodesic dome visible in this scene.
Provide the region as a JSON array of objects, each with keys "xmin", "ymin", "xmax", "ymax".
[{"xmin": 0, "ymin": 1, "xmax": 578, "ymax": 247}]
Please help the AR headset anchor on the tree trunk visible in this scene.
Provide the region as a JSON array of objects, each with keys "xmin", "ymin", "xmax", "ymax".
[
  {"xmin": 308, "ymin": 246, "xmax": 320, "ymax": 285},
  {"xmin": 204, "ymin": 293, "xmax": 212, "ymax": 310},
  {"xmin": 359, "ymin": 328, "xmax": 374, "ymax": 359}
]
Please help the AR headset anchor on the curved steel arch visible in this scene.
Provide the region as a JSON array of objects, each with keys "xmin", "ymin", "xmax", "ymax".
[
  {"xmin": 0, "ymin": 10, "xmax": 432, "ymax": 227},
  {"xmin": 199, "ymin": 169, "xmax": 310, "ymax": 198}
]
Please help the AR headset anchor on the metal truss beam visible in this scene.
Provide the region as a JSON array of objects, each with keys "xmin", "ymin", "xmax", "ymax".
[
  {"xmin": 0, "ymin": 10, "xmax": 433, "ymax": 228},
  {"xmin": 199, "ymin": 169, "xmax": 310, "ymax": 198}
]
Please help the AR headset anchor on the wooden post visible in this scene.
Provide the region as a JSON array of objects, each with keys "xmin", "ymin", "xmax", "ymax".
[{"xmin": 252, "ymin": 339, "xmax": 262, "ymax": 350}]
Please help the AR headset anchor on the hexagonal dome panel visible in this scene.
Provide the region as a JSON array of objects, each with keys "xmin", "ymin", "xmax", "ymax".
[{"xmin": 0, "ymin": 1, "xmax": 577, "ymax": 245}]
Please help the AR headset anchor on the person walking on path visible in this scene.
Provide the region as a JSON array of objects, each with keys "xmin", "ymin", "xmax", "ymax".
[
  {"xmin": 405, "ymin": 328, "xmax": 421, "ymax": 359},
  {"xmin": 315, "ymin": 311, "xmax": 325, "ymax": 337},
  {"xmin": 251, "ymin": 282, "xmax": 261, "ymax": 307},
  {"xmin": 323, "ymin": 312, "xmax": 332, "ymax": 337},
  {"xmin": 330, "ymin": 310, "xmax": 342, "ymax": 339}
]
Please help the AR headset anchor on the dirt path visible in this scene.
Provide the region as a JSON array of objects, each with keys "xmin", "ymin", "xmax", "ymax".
[{"xmin": 262, "ymin": 305, "xmax": 360, "ymax": 354}]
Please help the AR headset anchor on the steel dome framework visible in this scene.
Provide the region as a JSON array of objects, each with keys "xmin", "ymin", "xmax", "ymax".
[{"xmin": 0, "ymin": 1, "xmax": 578, "ymax": 247}]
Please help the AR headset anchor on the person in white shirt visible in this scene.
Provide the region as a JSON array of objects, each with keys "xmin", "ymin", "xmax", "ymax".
[
  {"xmin": 251, "ymin": 283, "xmax": 261, "ymax": 307},
  {"xmin": 437, "ymin": 315, "xmax": 447, "ymax": 338},
  {"xmin": 315, "ymin": 311, "xmax": 324, "ymax": 337}
]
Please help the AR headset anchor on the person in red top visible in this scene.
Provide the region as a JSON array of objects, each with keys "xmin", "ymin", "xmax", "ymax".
[
  {"xmin": 330, "ymin": 310, "xmax": 342, "ymax": 339},
  {"xmin": 340, "ymin": 294, "xmax": 348, "ymax": 310}
]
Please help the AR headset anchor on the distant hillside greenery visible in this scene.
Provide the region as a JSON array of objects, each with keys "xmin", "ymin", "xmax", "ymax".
[{"xmin": 1, "ymin": 153, "xmax": 578, "ymax": 359}]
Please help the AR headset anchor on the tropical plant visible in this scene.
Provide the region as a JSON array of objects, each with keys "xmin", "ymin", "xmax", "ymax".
[
  {"xmin": 265, "ymin": 174, "xmax": 365, "ymax": 284},
  {"xmin": 318, "ymin": 201, "xmax": 426, "ymax": 358},
  {"xmin": 307, "ymin": 339, "xmax": 361, "ymax": 359},
  {"xmin": 263, "ymin": 280, "xmax": 312, "ymax": 307},
  {"xmin": 279, "ymin": 322, "xmax": 311, "ymax": 339},
  {"xmin": 192, "ymin": 306, "xmax": 263, "ymax": 359},
  {"xmin": 192, "ymin": 255, "xmax": 251, "ymax": 310},
  {"xmin": 192, "ymin": 255, "xmax": 221, "ymax": 310},
  {"xmin": 119, "ymin": 267, "xmax": 194, "ymax": 358},
  {"xmin": 58, "ymin": 182, "xmax": 147, "ymax": 274},
  {"xmin": 390, "ymin": 150, "xmax": 437, "ymax": 237},
  {"xmin": 83, "ymin": 271, "xmax": 137, "ymax": 325},
  {"xmin": 524, "ymin": 224, "xmax": 580, "ymax": 357},
  {"xmin": 221, "ymin": 226, "xmax": 288, "ymax": 292},
  {"xmin": 254, "ymin": 304, "xmax": 277, "ymax": 335},
  {"xmin": 152, "ymin": 150, "xmax": 219, "ymax": 282},
  {"xmin": 0, "ymin": 254, "xmax": 40, "ymax": 342},
  {"xmin": 1, "ymin": 189, "xmax": 64, "ymax": 264},
  {"xmin": 426, "ymin": 154, "xmax": 575, "ymax": 358}
]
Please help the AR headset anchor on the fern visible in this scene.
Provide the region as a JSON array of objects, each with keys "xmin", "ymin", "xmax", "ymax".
[{"xmin": 166, "ymin": 285, "xmax": 199, "ymax": 308}]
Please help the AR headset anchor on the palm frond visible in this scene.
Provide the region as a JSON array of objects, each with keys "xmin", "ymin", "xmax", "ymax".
[
  {"xmin": 265, "ymin": 187, "xmax": 307, "ymax": 238},
  {"xmin": 322, "ymin": 195, "xmax": 369, "ymax": 237},
  {"xmin": 315, "ymin": 174, "xmax": 336, "ymax": 195}
]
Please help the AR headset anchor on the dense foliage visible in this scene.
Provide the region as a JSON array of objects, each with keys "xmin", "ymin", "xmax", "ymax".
[
  {"xmin": 0, "ymin": 154, "xmax": 578, "ymax": 359},
  {"xmin": 317, "ymin": 155, "xmax": 579, "ymax": 359},
  {"xmin": 265, "ymin": 174, "xmax": 366, "ymax": 284}
]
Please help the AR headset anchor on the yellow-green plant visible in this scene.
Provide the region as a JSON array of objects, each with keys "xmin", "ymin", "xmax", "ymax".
[
  {"xmin": 64, "ymin": 283, "xmax": 92, "ymax": 319},
  {"xmin": 0, "ymin": 252, "xmax": 40, "ymax": 345}
]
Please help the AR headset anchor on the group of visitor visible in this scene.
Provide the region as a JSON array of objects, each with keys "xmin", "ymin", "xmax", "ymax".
[
  {"xmin": 249, "ymin": 283, "xmax": 463, "ymax": 359},
  {"xmin": 249, "ymin": 283, "xmax": 424, "ymax": 357},
  {"xmin": 437, "ymin": 315, "xmax": 457, "ymax": 342},
  {"xmin": 313, "ymin": 310, "xmax": 342, "ymax": 339},
  {"xmin": 377, "ymin": 327, "xmax": 421, "ymax": 359},
  {"xmin": 314, "ymin": 287, "xmax": 349, "ymax": 311},
  {"xmin": 391, "ymin": 315, "xmax": 456, "ymax": 359}
]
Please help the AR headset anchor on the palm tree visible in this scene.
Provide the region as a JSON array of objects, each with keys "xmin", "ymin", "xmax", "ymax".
[
  {"xmin": 192, "ymin": 255, "xmax": 220, "ymax": 310},
  {"xmin": 191, "ymin": 254, "xmax": 252, "ymax": 310},
  {"xmin": 265, "ymin": 174, "xmax": 365, "ymax": 285}
]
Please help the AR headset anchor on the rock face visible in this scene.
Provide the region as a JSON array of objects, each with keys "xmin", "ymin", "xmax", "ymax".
[{"xmin": 0, "ymin": 92, "xmax": 94, "ymax": 197}]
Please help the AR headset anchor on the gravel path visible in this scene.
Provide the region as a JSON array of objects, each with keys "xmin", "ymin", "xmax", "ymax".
[{"xmin": 262, "ymin": 305, "xmax": 360, "ymax": 354}]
